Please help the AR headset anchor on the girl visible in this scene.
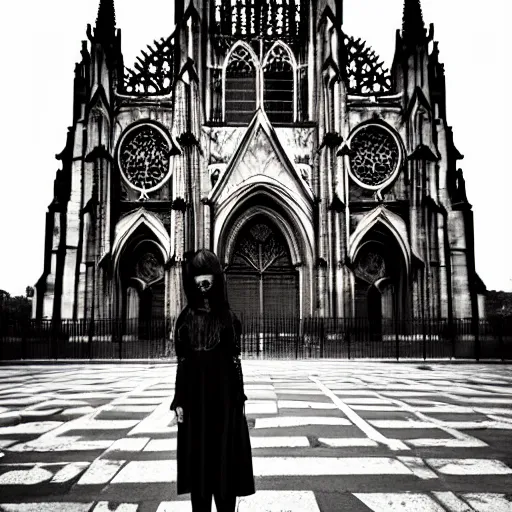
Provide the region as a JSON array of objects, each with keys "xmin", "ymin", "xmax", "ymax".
[{"xmin": 170, "ymin": 249, "xmax": 255, "ymax": 511}]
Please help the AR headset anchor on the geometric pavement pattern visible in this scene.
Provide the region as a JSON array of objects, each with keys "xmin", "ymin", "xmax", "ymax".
[{"xmin": 0, "ymin": 361, "xmax": 512, "ymax": 511}]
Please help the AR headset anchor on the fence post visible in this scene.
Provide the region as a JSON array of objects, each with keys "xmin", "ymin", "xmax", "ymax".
[
  {"xmin": 475, "ymin": 318, "xmax": 480, "ymax": 362},
  {"xmin": 347, "ymin": 318, "xmax": 351, "ymax": 360},
  {"xmin": 422, "ymin": 316, "xmax": 427, "ymax": 361},
  {"xmin": 295, "ymin": 317, "xmax": 300, "ymax": 360},
  {"xmin": 21, "ymin": 321, "xmax": 27, "ymax": 360},
  {"xmin": 88, "ymin": 319, "xmax": 94, "ymax": 360},
  {"xmin": 274, "ymin": 317, "xmax": 279, "ymax": 359},
  {"xmin": 319, "ymin": 318, "xmax": 325, "ymax": 359},
  {"xmin": 50, "ymin": 319, "xmax": 59, "ymax": 360},
  {"xmin": 116, "ymin": 320, "xmax": 123, "ymax": 360},
  {"xmin": 395, "ymin": 318, "xmax": 400, "ymax": 361},
  {"xmin": 163, "ymin": 318, "xmax": 167, "ymax": 358},
  {"xmin": 451, "ymin": 320, "xmax": 456, "ymax": 360},
  {"xmin": 257, "ymin": 315, "xmax": 262, "ymax": 358},
  {"xmin": 498, "ymin": 317, "xmax": 504, "ymax": 362}
]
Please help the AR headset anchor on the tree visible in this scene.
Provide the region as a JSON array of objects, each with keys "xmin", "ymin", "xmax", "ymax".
[
  {"xmin": 0, "ymin": 288, "xmax": 32, "ymax": 324},
  {"xmin": 486, "ymin": 290, "xmax": 512, "ymax": 317}
]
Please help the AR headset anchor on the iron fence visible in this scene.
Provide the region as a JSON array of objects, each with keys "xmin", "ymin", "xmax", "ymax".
[{"xmin": 0, "ymin": 315, "xmax": 511, "ymax": 361}]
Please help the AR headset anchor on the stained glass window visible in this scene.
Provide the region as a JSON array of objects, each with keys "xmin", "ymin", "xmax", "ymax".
[
  {"xmin": 263, "ymin": 45, "xmax": 294, "ymax": 123},
  {"xmin": 118, "ymin": 124, "xmax": 172, "ymax": 197},
  {"xmin": 349, "ymin": 125, "xmax": 401, "ymax": 188},
  {"xmin": 225, "ymin": 45, "xmax": 257, "ymax": 123}
]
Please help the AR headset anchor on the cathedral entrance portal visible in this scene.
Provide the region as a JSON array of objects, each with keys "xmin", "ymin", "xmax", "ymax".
[
  {"xmin": 225, "ymin": 216, "xmax": 299, "ymax": 320},
  {"xmin": 119, "ymin": 238, "xmax": 165, "ymax": 338},
  {"xmin": 353, "ymin": 227, "xmax": 407, "ymax": 339}
]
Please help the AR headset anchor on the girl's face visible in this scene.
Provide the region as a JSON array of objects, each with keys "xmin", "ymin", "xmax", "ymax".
[{"xmin": 194, "ymin": 274, "xmax": 214, "ymax": 294}]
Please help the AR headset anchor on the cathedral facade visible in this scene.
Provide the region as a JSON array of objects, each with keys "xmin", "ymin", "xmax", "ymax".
[{"xmin": 34, "ymin": 0, "xmax": 486, "ymax": 327}]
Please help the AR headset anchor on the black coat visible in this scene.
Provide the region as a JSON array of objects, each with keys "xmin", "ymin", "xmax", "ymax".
[{"xmin": 170, "ymin": 307, "xmax": 255, "ymax": 498}]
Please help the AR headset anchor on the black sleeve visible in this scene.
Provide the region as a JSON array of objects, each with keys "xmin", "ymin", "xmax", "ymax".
[
  {"xmin": 170, "ymin": 309, "xmax": 189, "ymax": 411},
  {"xmin": 231, "ymin": 313, "xmax": 247, "ymax": 404}
]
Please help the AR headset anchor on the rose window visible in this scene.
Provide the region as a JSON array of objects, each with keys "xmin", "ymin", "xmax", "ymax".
[
  {"xmin": 348, "ymin": 125, "xmax": 401, "ymax": 189},
  {"xmin": 118, "ymin": 124, "xmax": 172, "ymax": 197}
]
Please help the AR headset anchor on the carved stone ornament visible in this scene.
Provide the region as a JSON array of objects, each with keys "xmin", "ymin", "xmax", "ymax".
[
  {"xmin": 177, "ymin": 131, "xmax": 199, "ymax": 148},
  {"xmin": 208, "ymin": 127, "xmax": 245, "ymax": 164},
  {"xmin": 123, "ymin": 34, "xmax": 175, "ymax": 96},
  {"xmin": 118, "ymin": 123, "xmax": 172, "ymax": 199},
  {"xmin": 355, "ymin": 250, "xmax": 386, "ymax": 284},
  {"xmin": 348, "ymin": 124, "xmax": 402, "ymax": 190},
  {"xmin": 236, "ymin": 222, "xmax": 287, "ymax": 272},
  {"xmin": 344, "ymin": 35, "xmax": 392, "ymax": 95},
  {"xmin": 212, "ymin": 0, "xmax": 306, "ymax": 50},
  {"xmin": 275, "ymin": 127, "xmax": 314, "ymax": 176},
  {"xmin": 321, "ymin": 132, "xmax": 344, "ymax": 150},
  {"xmin": 208, "ymin": 163, "xmax": 227, "ymax": 188},
  {"xmin": 135, "ymin": 252, "xmax": 164, "ymax": 284},
  {"xmin": 296, "ymin": 163, "xmax": 312, "ymax": 186}
]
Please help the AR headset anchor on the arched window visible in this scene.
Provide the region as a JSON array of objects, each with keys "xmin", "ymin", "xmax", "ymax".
[
  {"xmin": 224, "ymin": 45, "xmax": 257, "ymax": 123},
  {"xmin": 263, "ymin": 45, "xmax": 295, "ymax": 123}
]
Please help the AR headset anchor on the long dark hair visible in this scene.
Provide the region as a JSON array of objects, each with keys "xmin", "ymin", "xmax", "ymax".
[{"xmin": 182, "ymin": 249, "xmax": 230, "ymax": 316}]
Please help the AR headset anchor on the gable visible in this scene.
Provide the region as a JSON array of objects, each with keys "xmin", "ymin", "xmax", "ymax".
[{"xmin": 210, "ymin": 110, "xmax": 313, "ymax": 211}]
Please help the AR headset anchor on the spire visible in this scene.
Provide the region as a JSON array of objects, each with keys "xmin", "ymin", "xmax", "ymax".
[
  {"xmin": 95, "ymin": 0, "xmax": 116, "ymax": 46},
  {"xmin": 402, "ymin": 0, "xmax": 426, "ymax": 47}
]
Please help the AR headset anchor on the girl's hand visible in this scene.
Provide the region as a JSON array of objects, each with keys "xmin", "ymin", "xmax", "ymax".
[{"xmin": 170, "ymin": 406, "xmax": 184, "ymax": 426}]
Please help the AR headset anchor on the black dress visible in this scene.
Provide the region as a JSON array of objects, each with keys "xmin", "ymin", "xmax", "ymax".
[{"xmin": 170, "ymin": 306, "xmax": 255, "ymax": 499}]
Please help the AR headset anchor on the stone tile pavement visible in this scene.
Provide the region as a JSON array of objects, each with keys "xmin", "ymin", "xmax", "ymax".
[{"xmin": 0, "ymin": 361, "xmax": 512, "ymax": 511}]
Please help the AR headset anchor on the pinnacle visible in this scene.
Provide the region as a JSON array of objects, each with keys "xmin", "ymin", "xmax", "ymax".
[
  {"xmin": 402, "ymin": 0, "xmax": 426, "ymax": 46},
  {"xmin": 95, "ymin": 0, "xmax": 116, "ymax": 45}
]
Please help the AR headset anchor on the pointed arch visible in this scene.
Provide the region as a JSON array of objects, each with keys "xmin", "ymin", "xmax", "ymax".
[
  {"xmin": 112, "ymin": 208, "xmax": 170, "ymax": 323},
  {"xmin": 224, "ymin": 40, "xmax": 260, "ymax": 69},
  {"xmin": 221, "ymin": 205, "xmax": 302, "ymax": 267},
  {"xmin": 223, "ymin": 41, "xmax": 259, "ymax": 123},
  {"xmin": 262, "ymin": 41, "xmax": 297, "ymax": 69},
  {"xmin": 262, "ymin": 41, "xmax": 296, "ymax": 123},
  {"xmin": 216, "ymin": 192, "xmax": 314, "ymax": 318},
  {"xmin": 215, "ymin": 186, "xmax": 313, "ymax": 267},
  {"xmin": 223, "ymin": 212, "xmax": 300, "ymax": 318},
  {"xmin": 349, "ymin": 206, "xmax": 412, "ymax": 274},
  {"xmin": 350, "ymin": 209, "xmax": 412, "ymax": 327},
  {"xmin": 112, "ymin": 208, "xmax": 170, "ymax": 270}
]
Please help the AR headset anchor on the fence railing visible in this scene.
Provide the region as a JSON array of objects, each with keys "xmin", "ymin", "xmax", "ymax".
[{"xmin": 0, "ymin": 315, "xmax": 511, "ymax": 361}]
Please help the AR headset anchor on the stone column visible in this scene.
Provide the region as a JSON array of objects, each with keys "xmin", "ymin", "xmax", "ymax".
[
  {"xmin": 448, "ymin": 211, "xmax": 471, "ymax": 319},
  {"xmin": 43, "ymin": 212, "xmax": 61, "ymax": 318},
  {"xmin": 61, "ymin": 135, "xmax": 84, "ymax": 319}
]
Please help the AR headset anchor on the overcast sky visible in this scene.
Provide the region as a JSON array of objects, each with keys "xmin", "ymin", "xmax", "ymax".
[{"xmin": 0, "ymin": 0, "xmax": 510, "ymax": 297}]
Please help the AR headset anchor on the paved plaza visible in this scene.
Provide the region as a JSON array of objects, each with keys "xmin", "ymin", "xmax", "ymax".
[{"xmin": 0, "ymin": 361, "xmax": 511, "ymax": 511}]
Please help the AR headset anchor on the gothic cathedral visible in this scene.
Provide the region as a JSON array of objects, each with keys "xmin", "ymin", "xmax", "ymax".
[{"xmin": 34, "ymin": 0, "xmax": 486, "ymax": 328}]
